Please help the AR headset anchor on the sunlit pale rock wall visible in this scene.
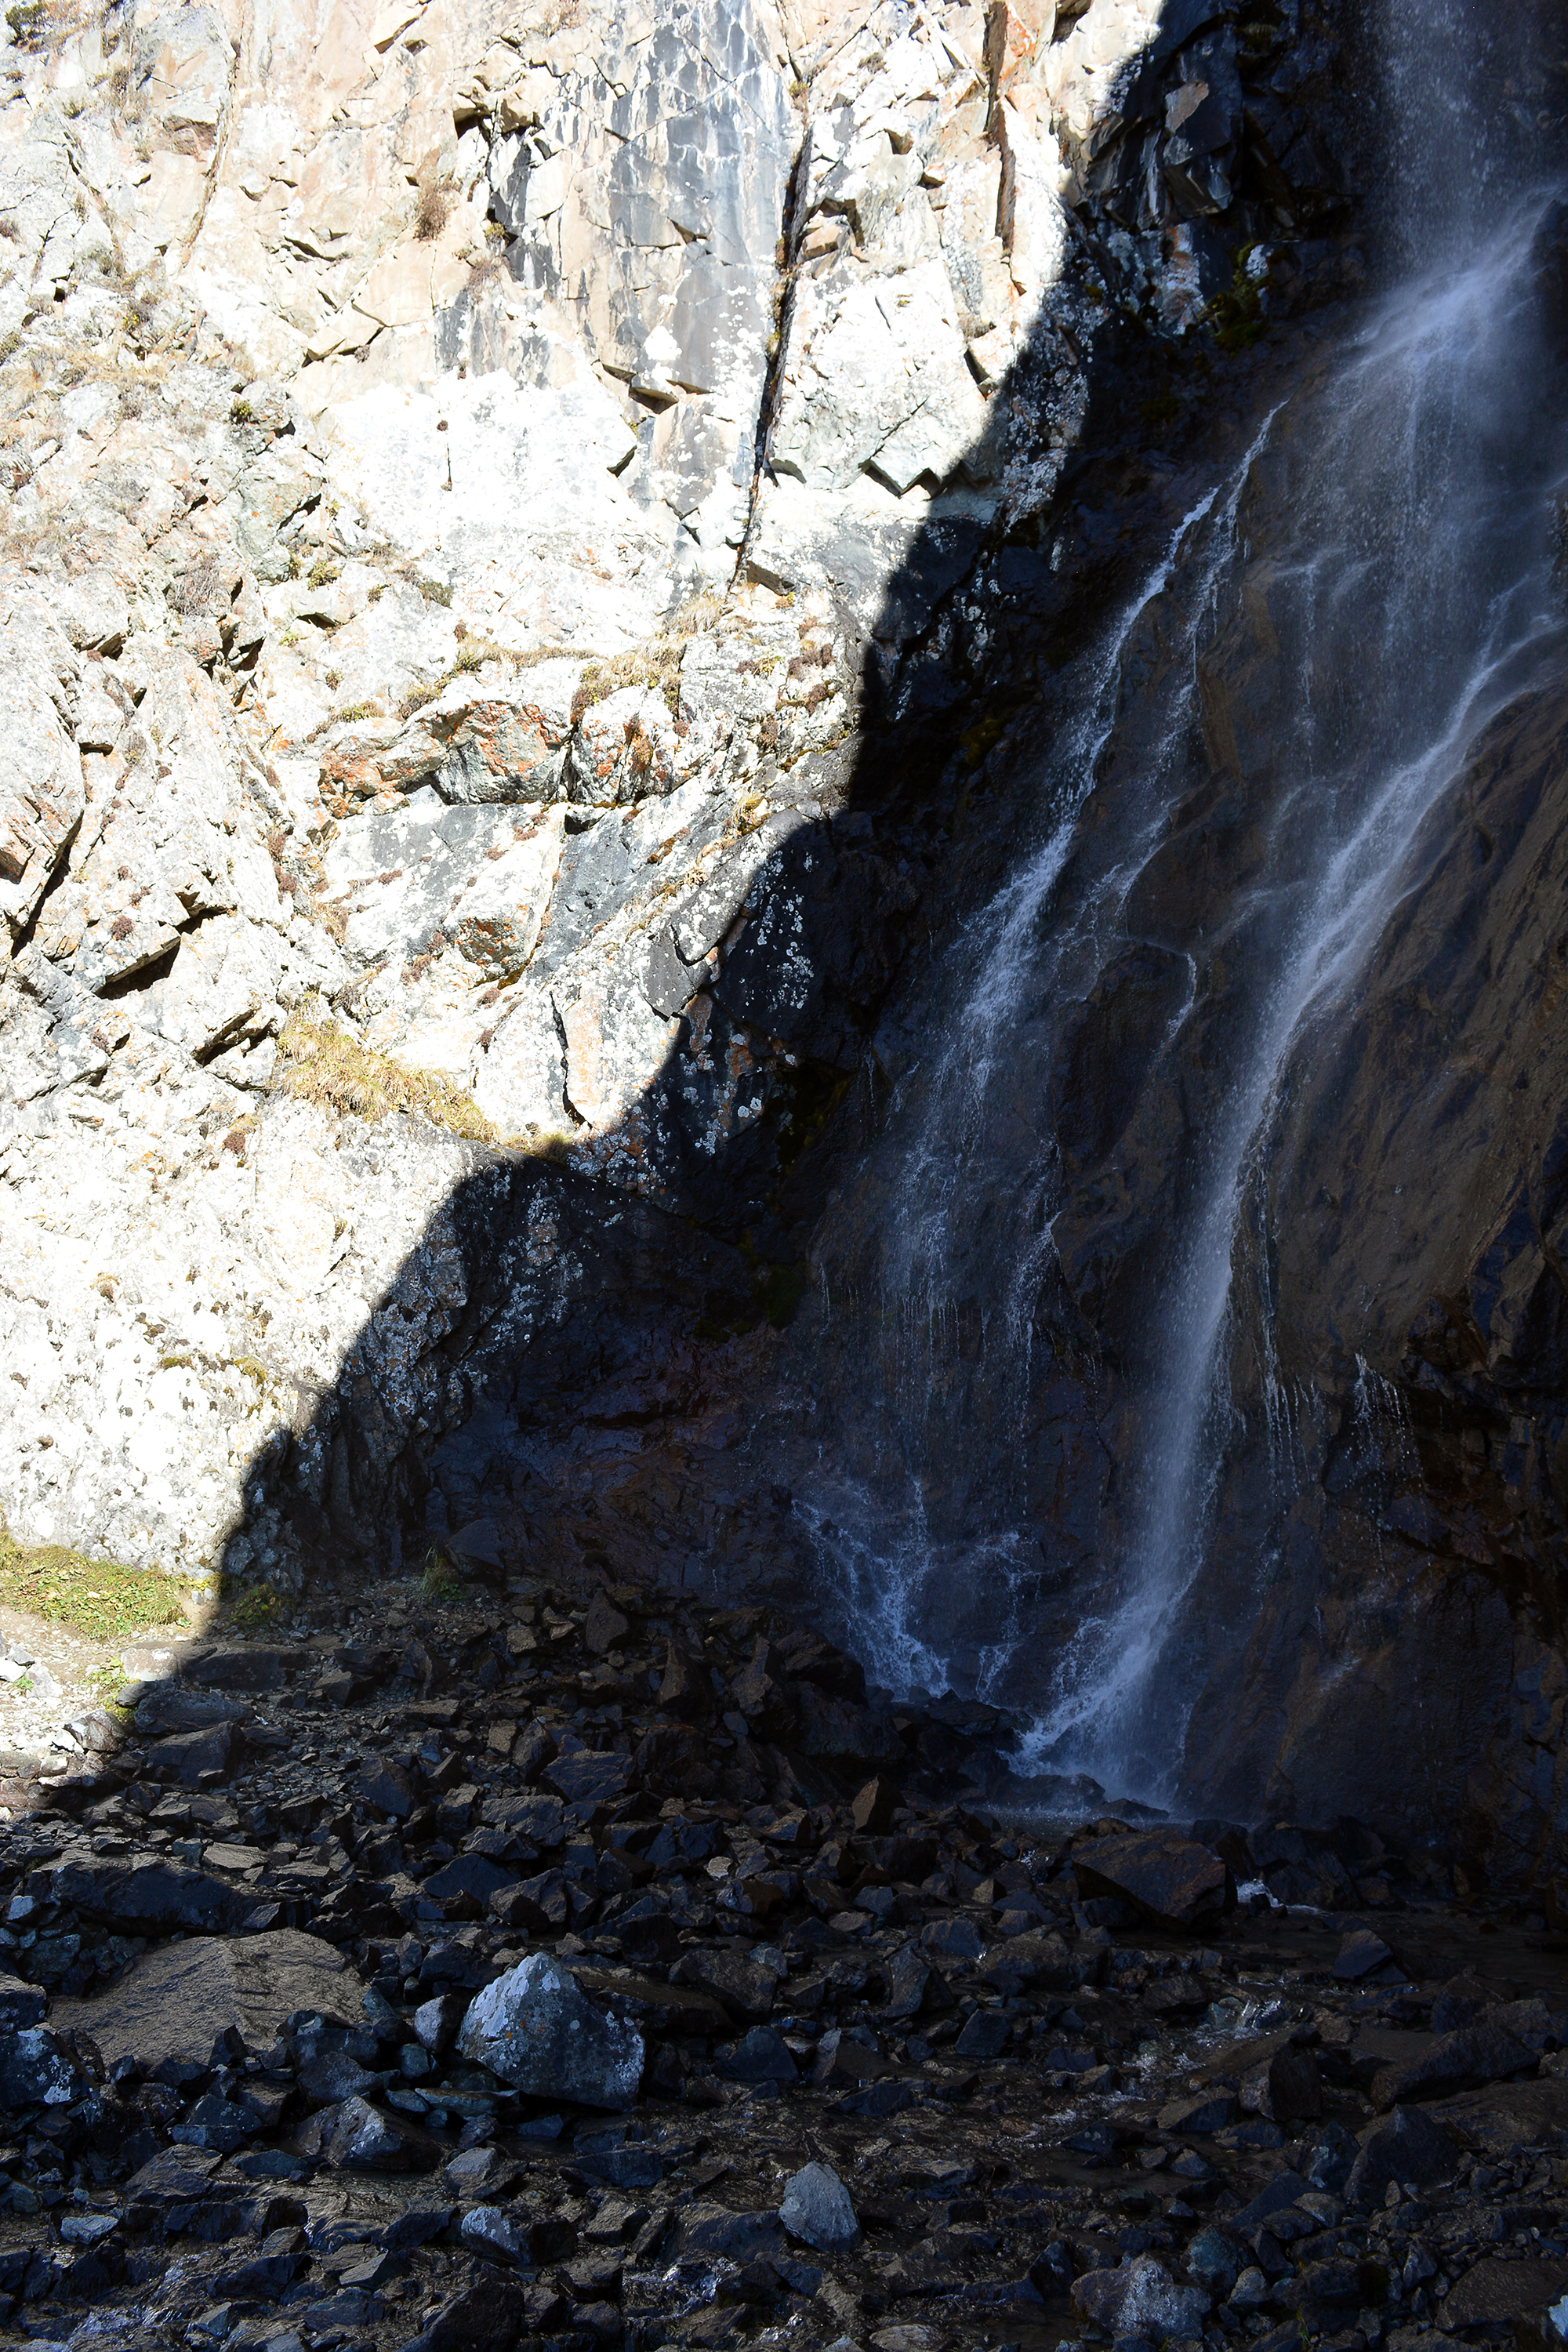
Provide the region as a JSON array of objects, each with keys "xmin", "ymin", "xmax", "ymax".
[{"xmin": 0, "ymin": 0, "xmax": 1160, "ymax": 1580}]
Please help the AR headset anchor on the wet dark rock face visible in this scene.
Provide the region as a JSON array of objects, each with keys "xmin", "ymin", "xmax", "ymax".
[
  {"xmin": 0, "ymin": 1586, "xmax": 1563, "ymax": 2352},
  {"xmin": 241, "ymin": 0, "xmax": 1568, "ymax": 1909}
]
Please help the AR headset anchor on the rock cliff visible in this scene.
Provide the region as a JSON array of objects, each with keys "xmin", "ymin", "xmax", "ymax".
[{"xmin": 2, "ymin": 0, "xmax": 1564, "ymax": 1907}]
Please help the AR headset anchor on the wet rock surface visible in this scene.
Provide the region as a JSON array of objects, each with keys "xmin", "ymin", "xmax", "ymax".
[{"xmin": 0, "ymin": 1579, "xmax": 1556, "ymax": 2351}]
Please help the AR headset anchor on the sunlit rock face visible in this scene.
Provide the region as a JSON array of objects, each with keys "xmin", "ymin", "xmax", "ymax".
[
  {"xmin": 0, "ymin": 0, "xmax": 1212, "ymax": 1584},
  {"xmin": 3, "ymin": 0, "xmax": 1565, "ymax": 1899}
]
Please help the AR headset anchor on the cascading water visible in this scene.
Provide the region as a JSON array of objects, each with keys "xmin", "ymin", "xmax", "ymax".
[{"xmin": 791, "ymin": 0, "xmax": 1568, "ymax": 1809}]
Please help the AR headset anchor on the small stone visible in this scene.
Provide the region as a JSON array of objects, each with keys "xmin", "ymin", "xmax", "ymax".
[
  {"xmin": 953, "ymin": 2000, "xmax": 1011, "ymax": 2060},
  {"xmin": 779, "ymin": 2160, "xmax": 860, "ymax": 2252},
  {"xmin": 0, "ymin": 2027, "xmax": 81, "ymax": 2108},
  {"xmin": 460, "ymin": 2205, "xmax": 532, "ymax": 2264},
  {"xmin": 414, "ymin": 1991, "xmax": 470, "ymax": 2053},
  {"xmin": 444, "ymin": 2143, "xmax": 504, "ymax": 2194},
  {"xmin": 59, "ymin": 2211, "xmax": 118, "ymax": 2245},
  {"xmin": 326, "ymin": 2093, "xmax": 432, "ymax": 2172}
]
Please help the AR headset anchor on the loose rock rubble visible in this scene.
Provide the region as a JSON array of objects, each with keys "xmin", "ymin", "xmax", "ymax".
[{"xmin": 0, "ymin": 1574, "xmax": 1558, "ymax": 2352}]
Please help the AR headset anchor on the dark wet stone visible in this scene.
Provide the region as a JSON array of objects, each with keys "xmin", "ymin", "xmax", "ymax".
[
  {"xmin": 1073, "ymin": 1830, "xmax": 1229, "ymax": 1928},
  {"xmin": 1345, "ymin": 2105, "xmax": 1460, "ymax": 2206},
  {"xmin": 544, "ymin": 1745, "xmax": 633, "ymax": 1806},
  {"xmin": 1333, "ymin": 1927, "xmax": 1392, "ymax": 1980}
]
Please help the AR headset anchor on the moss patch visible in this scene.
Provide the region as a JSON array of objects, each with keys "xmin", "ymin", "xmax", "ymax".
[
  {"xmin": 271, "ymin": 999, "xmax": 497, "ymax": 1142},
  {"xmin": 0, "ymin": 1524, "xmax": 187, "ymax": 1642},
  {"xmin": 230, "ymin": 1587, "xmax": 281, "ymax": 1632}
]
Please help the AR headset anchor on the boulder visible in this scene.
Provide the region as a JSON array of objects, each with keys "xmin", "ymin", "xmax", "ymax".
[
  {"xmin": 1370, "ymin": 2020, "xmax": 1537, "ymax": 2109},
  {"xmin": 780, "ymin": 2161, "xmax": 860, "ymax": 2252},
  {"xmin": 461, "ymin": 2206, "xmax": 533, "ymax": 2265},
  {"xmin": 1073, "ymin": 1830, "xmax": 1229, "ymax": 1928},
  {"xmin": 543, "ymin": 1747, "xmax": 633, "ymax": 1806},
  {"xmin": 456, "ymin": 1955, "xmax": 643, "ymax": 2111},
  {"xmin": 1333, "ymin": 1927, "xmax": 1392, "ymax": 1980},
  {"xmin": 1243, "ymin": 2045, "xmax": 1323, "ymax": 2124},
  {"xmin": 1440, "ymin": 2256, "xmax": 1568, "ymax": 2334},
  {"xmin": 52, "ymin": 1929, "xmax": 359, "ymax": 2072},
  {"xmin": 671, "ymin": 2202, "xmax": 788, "ymax": 2262},
  {"xmin": 671, "ymin": 1947, "xmax": 782, "ymax": 2024},
  {"xmin": 717, "ymin": 2027, "xmax": 797, "ymax": 2083},
  {"xmin": 1185, "ymin": 2229, "xmax": 1242, "ymax": 2298},
  {"xmin": 1159, "ymin": 2091, "xmax": 1237, "ymax": 2136},
  {"xmin": 1345, "ymin": 2106, "xmax": 1459, "ymax": 2207},
  {"xmin": 147, "ymin": 1722, "xmax": 234, "ymax": 1785},
  {"xmin": 402, "ymin": 2275, "xmax": 528, "ymax": 2352},
  {"xmin": 132, "ymin": 1688, "xmax": 245, "ymax": 1735},
  {"xmin": 358, "ymin": 1757, "xmax": 418, "ymax": 1819},
  {"xmin": 1073, "ymin": 2254, "xmax": 1210, "ymax": 2340},
  {"xmin": 40, "ymin": 1856, "xmax": 249, "ymax": 1935},
  {"xmin": 0, "ymin": 1976, "xmax": 47, "ymax": 2031}
]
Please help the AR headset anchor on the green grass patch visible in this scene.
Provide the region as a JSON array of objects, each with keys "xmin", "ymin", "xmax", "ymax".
[
  {"xmin": 421, "ymin": 1552, "xmax": 466, "ymax": 1606},
  {"xmin": 230, "ymin": 1587, "xmax": 281, "ymax": 1632},
  {"xmin": 0, "ymin": 1523, "xmax": 187, "ymax": 1642}
]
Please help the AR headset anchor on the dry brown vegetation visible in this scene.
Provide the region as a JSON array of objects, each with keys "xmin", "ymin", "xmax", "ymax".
[
  {"xmin": 415, "ymin": 158, "xmax": 457, "ymax": 242},
  {"xmin": 271, "ymin": 998, "xmax": 497, "ymax": 1142},
  {"xmin": 568, "ymin": 590, "xmax": 726, "ymax": 724}
]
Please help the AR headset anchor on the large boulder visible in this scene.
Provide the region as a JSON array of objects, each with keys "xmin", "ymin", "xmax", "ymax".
[
  {"xmin": 456, "ymin": 1955, "xmax": 644, "ymax": 2111},
  {"xmin": 1370, "ymin": 2020, "xmax": 1538, "ymax": 2110},
  {"xmin": 1073, "ymin": 1829, "xmax": 1230, "ymax": 1928},
  {"xmin": 52, "ymin": 1929, "xmax": 360, "ymax": 2073}
]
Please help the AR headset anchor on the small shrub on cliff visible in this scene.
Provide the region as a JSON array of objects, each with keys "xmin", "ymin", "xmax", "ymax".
[
  {"xmin": 272, "ymin": 997, "xmax": 497, "ymax": 1142},
  {"xmin": 4, "ymin": 2, "xmax": 48, "ymax": 48},
  {"xmin": 0, "ymin": 1523, "xmax": 187, "ymax": 1642},
  {"xmin": 421, "ymin": 1551, "xmax": 466, "ymax": 1606},
  {"xmin": 414, "ymin": 158, "xmax": 457, "ymax": 242}
]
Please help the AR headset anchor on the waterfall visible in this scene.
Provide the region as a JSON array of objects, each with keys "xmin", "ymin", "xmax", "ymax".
[{"xmin": 796, "ymin": 0, "xmax": 1567, "ymax": 1807}]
